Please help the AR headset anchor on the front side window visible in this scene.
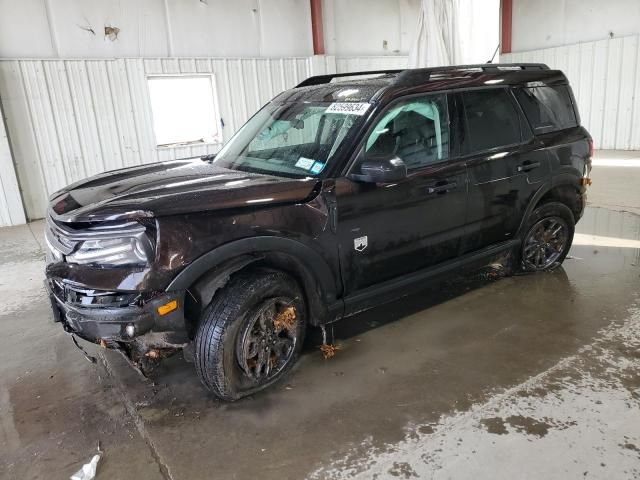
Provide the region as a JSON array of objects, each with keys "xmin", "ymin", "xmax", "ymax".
[
  {"xmin": 364, "ymin": 94, "xmax": 450, "ymax": 170},
  {"xmin": 514, "ymin": 85, "xmax": 578, "ymax": 133},
  {"xmin": 462, "ymin": 89, "xmax": 522, "ymax": 153},
  {"xmin": 214, "ymin": 102, "xmax": 367, "ymax": 178}
]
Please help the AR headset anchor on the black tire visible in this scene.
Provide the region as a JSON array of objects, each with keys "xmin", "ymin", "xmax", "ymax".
[
  {"xmin": 194, "ymin": 268, "xmax": 306, "ymax": 401},
  {"xmin": 518, "ymin": 201, "xmax": 575, "ymax": 272}
]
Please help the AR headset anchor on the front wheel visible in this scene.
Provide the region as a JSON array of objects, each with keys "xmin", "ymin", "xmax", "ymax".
[
  {"xmin": 194, "ymin": 269, "xmax": 306, "ymax": 401},
  {"xmin": 519, "ymin": 202, "xmax": 575, "ymax": 272}
]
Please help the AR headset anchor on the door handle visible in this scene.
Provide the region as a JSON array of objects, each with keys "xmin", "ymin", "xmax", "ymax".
[
  {"xmin": 517, "ymin": 161, "xmax": 541, "ymax": 172},
  {"xmin": 425, "ymin": 182, "xmax": 457, "ymax": 194}
]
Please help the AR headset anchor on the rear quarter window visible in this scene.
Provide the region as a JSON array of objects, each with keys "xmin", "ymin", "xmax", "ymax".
[{"xmin": 514, "ymin": 85, "xmax": 578, "ymax": 134}]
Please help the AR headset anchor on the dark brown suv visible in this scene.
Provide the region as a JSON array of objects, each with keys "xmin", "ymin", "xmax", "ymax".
[{"xmin": 46, "ymin": 63, "xmax": 592, "ymax": 400}]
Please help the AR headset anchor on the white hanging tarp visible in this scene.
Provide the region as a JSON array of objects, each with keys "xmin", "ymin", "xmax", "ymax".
[
  {"xmin": 408, "ymin": 0, "xmax": 500, "ymax": 68},
  {"xmin": 408, "ymin": 0, "xmax": 455, "ymax": 68}
]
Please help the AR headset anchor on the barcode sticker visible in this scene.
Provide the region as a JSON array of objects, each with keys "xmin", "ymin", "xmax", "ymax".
[
  {"xmin": 326, "ymin": 102, "xmax": 370, "ymax": 116},
  {"xmin": 295, "ymin": 157, "xmax": 315, "ymax": 170}
]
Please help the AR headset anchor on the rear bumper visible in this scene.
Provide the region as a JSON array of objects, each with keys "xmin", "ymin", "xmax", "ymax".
[
  {"xmin": 577, "ymin": 190, "xmax": 587, "ymax": 221},
  {"xmin": 45, "ymin": 278, "xmax": 184, "ymax": 344}
]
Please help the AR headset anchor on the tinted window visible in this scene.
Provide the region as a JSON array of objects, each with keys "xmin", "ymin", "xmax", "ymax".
[
  {"xmin": 514, "ymin": 85, "xmax": 578, "ymax": 133},
  {"xmin": 364, "ymin": 94, "xmax": 449, "ymax": 170},
  {"xmin": 463, "ymin": 89, "xmax": 521, "ymax": 153}
]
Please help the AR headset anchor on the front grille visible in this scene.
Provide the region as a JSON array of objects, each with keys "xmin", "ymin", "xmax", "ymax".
[
  {"xmin": 65, "ymin": 286, "xmax": 140, "ymax": 308},
  {"xmin": 50, "ymin": 278, "xmax": 140, "ymax": 308},
  {"xmin": 45, "ymin": 216, "xmax": 79, "ymax": 256}
]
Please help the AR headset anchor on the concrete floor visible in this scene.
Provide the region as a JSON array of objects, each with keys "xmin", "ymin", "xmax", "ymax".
[{"xmin": 1, "ymin": 151, "xmax": 639, "ymax": 480}]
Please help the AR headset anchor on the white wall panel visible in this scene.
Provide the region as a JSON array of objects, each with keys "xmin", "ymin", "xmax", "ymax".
[
  {"xmin": 336, "ymin": 56, "xmax": 409, "ymax": 73},
  {"xmin": 0, "ymin": 53, "xmax": 407, "ymax": 224},
  {"xmin": 0, "ymin": 101, "xmax": 26, "ymax": 227},
  {"xmin": 502, "ymin": 35, "xmax": 640, "ymax": 151},
  {"xmin": 0, "ymin": 0, "xmax": 55, "ymax": 58},
  {"xmin": 323, "ymin": 0, "xmax": 420, "ymax": 56},
  {"xmin": 0, "ymin": 1, "xmax": 418, "ymax": 60},
  {"xmin": 0, "ymin": 0, "xmax": 313, "ymax": 59},
  {"xmin": 0, "ymin": 56, "xmax": 338, "ymax": 221},
  {"xmin": 0, "ymin": 61, "xmax": 50, "ymax": 218},
  {"xmin": 512, "ymin": 0, "xmax": 640, "ymax": 52}
]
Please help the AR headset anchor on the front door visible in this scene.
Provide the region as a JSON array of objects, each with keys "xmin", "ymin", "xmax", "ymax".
[{"xmin": 334, "ymin": 93, "xmax": 468, "ymax": 296}]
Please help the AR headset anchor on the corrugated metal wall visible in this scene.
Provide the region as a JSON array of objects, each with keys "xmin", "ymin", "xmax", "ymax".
[
  {"xmin": 502, "ymin": 35, "xmax": 640, "ymax": 151},
  {"xmin": 0, "ymin": 101, "xmax": 26, "ymax": 226},
  {"xmin": 2, "ymin": 42, "xmax": 638, "ymax": 226},
  {"xmin": 0, "ymin": 54, "xmax": 407, "ymax": 224},
  {"xmin": 0, "ymin": 55, "xmax": 341, "ymax": 222}
]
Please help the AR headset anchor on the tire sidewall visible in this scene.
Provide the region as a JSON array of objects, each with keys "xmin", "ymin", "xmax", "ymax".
[{"xmin": 196, "ymin": 270, "xmax": 306, "ymax": 401}]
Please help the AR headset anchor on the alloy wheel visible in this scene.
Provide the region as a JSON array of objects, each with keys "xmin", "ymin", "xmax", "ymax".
[
  {"xmin": 522, "ymin": 216, "xmax": 569, "ymax": 270},
  {"xmin": 237, "ymin": 297, "xmax": 298, "ymax": 383}
]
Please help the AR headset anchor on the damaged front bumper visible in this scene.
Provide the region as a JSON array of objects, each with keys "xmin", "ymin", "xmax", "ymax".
[{"xmin": 45, "ymin": 277, "xmax": 185, "ymax": 345}]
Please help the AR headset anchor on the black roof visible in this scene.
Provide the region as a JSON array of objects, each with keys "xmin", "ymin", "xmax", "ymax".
[{"xmin": 273, "ymin": 63, "xmax": 569, "ymax": 104}]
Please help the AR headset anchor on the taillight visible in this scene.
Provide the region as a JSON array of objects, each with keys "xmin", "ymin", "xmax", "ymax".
[{"xmin": 581, "ymin": 138, "xmax": 593, "ymax": 187}]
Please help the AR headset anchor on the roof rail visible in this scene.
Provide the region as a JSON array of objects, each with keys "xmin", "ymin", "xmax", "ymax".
[
  {"xmin": 295, "ymin": 63, "xmax": 549, "ymax": 89},
  {"xmin": 395, "ymin": 63, "xmax": 550, "ymax": 85},
  {"xmin": 295, "ymin": 69, "xmax": 403, "ymax": 88},
  {"xmin": 416, "ymin": 62, "xmax": 549, "ymax": 73}
]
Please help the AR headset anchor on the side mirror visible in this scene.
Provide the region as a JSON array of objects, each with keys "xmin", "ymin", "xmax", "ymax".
[{"xmin": 349, "ymin": 153, "xmax": 407, "ymax": 183}]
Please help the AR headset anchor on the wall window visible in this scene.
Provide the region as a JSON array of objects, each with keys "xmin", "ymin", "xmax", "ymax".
[
  {"xmin": 147, "ymin": 75, "xmax": 221, "ymax": 146},
  {"xmin": 365, "ymin": 94, "xmax": 449, "ymax": 169},
  {"xmin": 462, "ymin": 89, "xmax": 521, "ymax": 153},
  {"xmin": 514, "ymin": 85, "xmax": 578, "ymax": 133}
]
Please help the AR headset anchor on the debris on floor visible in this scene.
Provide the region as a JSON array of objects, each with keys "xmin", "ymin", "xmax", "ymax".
[
  {"xmin": 320, "ymin": 343, "xmax": 341, "ymax": 359},
  {"xmin": 319, "ymin": 324, "xmax": 341, "ymax": 359},
  {"xmin": 70, "ymin": 453, "xmax": 101, "ymax": 480}
]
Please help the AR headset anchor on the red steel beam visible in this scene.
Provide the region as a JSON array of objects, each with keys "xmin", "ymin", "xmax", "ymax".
[
  {"xmin": 501, "ymin": 0, "xmax": 513, "ymax": 54},
  {"xmin": 310, "ymin": 0, "xmax": 325, "ymax": 55}
]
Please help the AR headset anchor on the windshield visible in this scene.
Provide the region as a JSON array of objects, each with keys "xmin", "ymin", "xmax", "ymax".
[{"xmin": 213, "ymin": 101, "xmax": 370, "ymax": 178}]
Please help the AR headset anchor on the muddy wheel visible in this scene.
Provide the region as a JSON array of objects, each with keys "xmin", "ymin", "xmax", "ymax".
[
  {"xmin": 194, "ymin": 269, "xmax": 306, "ymax": 401},
  {"xmin": 519, "ymin": 201, "xmax": 575, "ymax": 272}
]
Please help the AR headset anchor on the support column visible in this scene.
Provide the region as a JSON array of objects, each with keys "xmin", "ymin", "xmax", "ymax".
[
  {"xmin": 310, "ymin": 0, "xmax": 325, "ymax": 55},
  {"xmin": 500, "ymin": 0, "xmax": 512, "ymax": 54}
]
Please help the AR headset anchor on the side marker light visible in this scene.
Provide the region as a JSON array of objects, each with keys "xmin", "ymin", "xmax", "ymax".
[{"xmin": 157, "ymin": 300, "xmax": 178, "ymax": 316}]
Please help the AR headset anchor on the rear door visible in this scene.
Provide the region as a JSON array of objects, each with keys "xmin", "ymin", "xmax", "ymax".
[
  {"xmin": 459, "ymin": 88, "xmax": 550, "ymax": 254},
  {"xmin": 513, "ymin": 84, "xmax": 587, "ymax": 176},
  {"xmin": 334, "ymin": 92, "xmax": 468, "ymax": 296}
]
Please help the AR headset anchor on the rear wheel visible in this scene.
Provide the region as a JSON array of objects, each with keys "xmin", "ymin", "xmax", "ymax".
[
  {"xmin": 519, "ymin": 202, "xmax": 575, "ymax": 272},
  {"xmin": 194, "ymin": 269, "xmax": 306, "ymax": 401}
]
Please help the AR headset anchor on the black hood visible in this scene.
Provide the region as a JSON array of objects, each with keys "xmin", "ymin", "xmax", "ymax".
[{"xmin": 49, "ymin": 159, "xmax": 320, "ymax": 223}]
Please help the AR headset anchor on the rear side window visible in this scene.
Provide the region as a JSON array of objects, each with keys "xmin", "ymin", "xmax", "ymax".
[
  {"xmin": 462, "ymin": 89, "xmax": 522, "ymax": 153},
  {"xmin": 514, "ymin": 86, "xmax": 578, "ymax": 133}
]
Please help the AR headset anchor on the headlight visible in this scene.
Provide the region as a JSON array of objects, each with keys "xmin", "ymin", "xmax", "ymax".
[
  {"xmin": 66, "ymin": 236, "xmax": 153, "ymax": 266},
  {"xmin": 46, "ymin": 218, "xmax": 155, "ymax": 267}
]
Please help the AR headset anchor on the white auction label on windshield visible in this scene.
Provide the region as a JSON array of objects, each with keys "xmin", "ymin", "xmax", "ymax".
[{"xmin": 326, "ymin": 102, "xmax": 370, "ymax": 115}]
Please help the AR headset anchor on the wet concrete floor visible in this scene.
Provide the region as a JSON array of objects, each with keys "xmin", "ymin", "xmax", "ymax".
[{"xmin": 1, "ymin": 157, "xmax": 639, "ymax": 479}]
